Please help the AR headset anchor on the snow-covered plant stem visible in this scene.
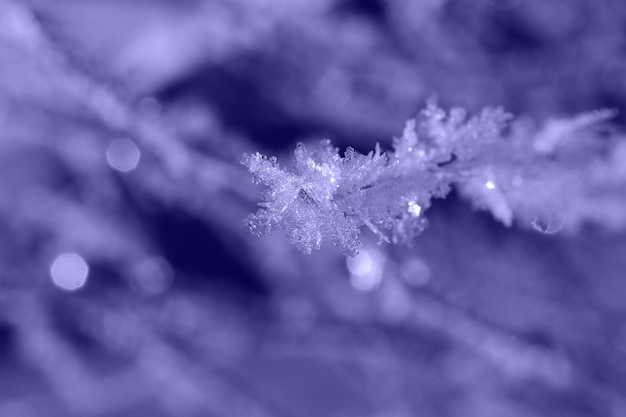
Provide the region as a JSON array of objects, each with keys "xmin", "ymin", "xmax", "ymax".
[{"xmin": 244, "ymin": 100, "xmax": 625, "ymax": 255}]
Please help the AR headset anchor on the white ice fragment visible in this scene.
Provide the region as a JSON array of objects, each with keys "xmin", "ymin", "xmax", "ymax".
[
  {"xmin": 50, "ymin": 253, "xmax": 89, "ymax": 291},
  {"xmin": 533, "ymin": 109, "xmax": 617, "ymax": 154},
  {"xmin": 407, "ymin": 201, "xmax": 422, "ymax": 216}
]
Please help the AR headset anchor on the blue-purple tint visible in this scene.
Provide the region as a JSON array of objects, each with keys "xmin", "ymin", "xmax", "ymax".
[{"xmin": 1, "ymin": 1, "xmax": 626, "ymax": 416}]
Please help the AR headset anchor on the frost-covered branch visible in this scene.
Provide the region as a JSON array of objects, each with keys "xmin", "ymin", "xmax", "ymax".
[{"xmin": 244, "ymin": 100, "xmax": 626, "ymax": 255}]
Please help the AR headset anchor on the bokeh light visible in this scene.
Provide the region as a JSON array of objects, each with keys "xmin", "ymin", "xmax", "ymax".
[
  {"xmin": 106, "ymin": 138, "xmax": 141, "ymax": 173},
  {"xmin": 50, "ymin": 253, "xmax": 89, "ymax": 291},
  {"xmin": 347, "ymin": 249, "xmax": 385, "ymax": 291},
  {"xmin": 131, "ymin": 256, "xmax": 174, "ymax": 295}
]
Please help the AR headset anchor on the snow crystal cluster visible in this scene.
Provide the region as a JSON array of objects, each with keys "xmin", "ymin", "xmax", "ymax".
[{"xmin": 244, "ymin": 100, "xmax": 626, "ymax": 255}]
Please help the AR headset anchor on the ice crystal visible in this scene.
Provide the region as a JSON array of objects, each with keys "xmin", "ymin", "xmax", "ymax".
[{"xmin": 245, "ymin": 101, "xmax": 626, "ymax": 255}]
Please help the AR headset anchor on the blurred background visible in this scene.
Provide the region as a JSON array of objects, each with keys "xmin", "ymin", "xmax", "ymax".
[{"xmin": 1, "ymin": 0, "xmax": 626, "ymax": 416}]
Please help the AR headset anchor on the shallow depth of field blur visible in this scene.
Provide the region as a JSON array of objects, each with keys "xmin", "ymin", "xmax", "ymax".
[{"xmin": 1, "ymin": 1, "xmax": 626, "ymax": 416}]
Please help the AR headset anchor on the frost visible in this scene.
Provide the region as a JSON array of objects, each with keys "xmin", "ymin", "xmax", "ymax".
[{"xmin": 245, "ymin": 101, "xmax": 626, "ymax": 254}]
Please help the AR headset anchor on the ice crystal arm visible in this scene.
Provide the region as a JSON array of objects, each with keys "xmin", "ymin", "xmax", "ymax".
[{"xmin": 243, "ymin": 102, "xmax": 625, "ymax": 255}]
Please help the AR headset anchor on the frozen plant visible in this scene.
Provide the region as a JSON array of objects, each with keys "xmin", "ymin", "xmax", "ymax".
[{"xmin": 244, "ymin": 100, "xmax": 626, "ymax": 255}]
